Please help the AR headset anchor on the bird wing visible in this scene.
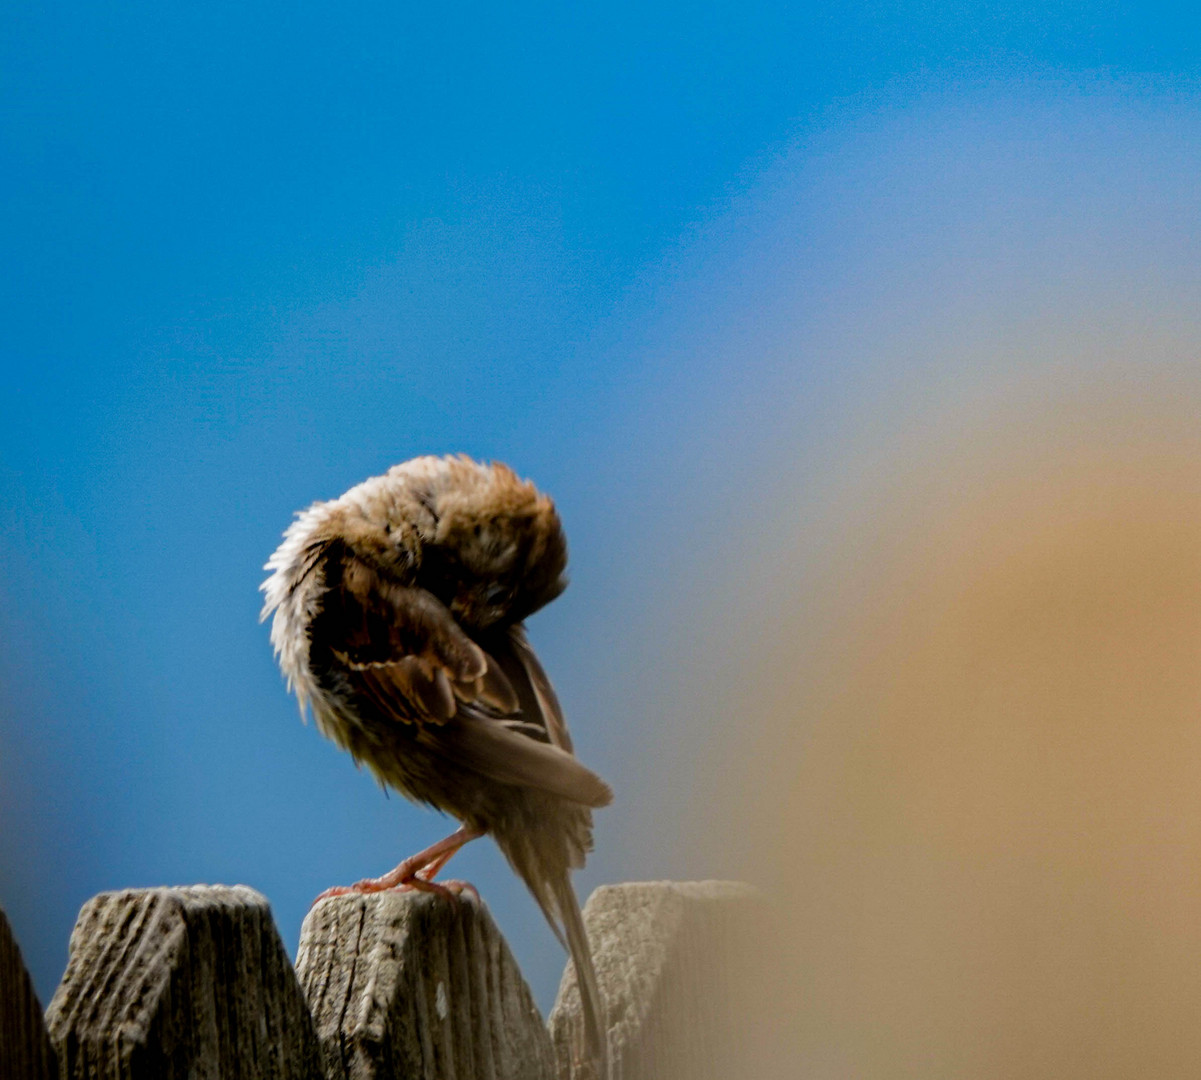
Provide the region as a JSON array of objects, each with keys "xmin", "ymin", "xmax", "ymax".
[
  {"xmin": 437, "ymin": 713, "xmax": 612, "ymax": 807},
  {"xmin": 506, "ymin": 624, "xmax": 573, "ymax": 752},
  {"xmin": 440, "ymin": 625, "xmax": 610, "ymax": 807},
  {"xmin": 318, "ymin": 550, "xmax": 509, "ymax": 723},
  {"xmin": 322, "ymin": 551, "xmax": 611, "ymax": 808}
]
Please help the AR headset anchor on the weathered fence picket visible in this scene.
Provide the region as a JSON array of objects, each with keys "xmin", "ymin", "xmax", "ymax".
[
  {"xmin": 0, "ymin": 907, "xmax": 56, "ymax": 1080},
  {"xmin": 3, "ymin": 879, "xmax": 764, "ymax": 1079},
  {"xmin": 45, "ymin": 886, "xmax": 324, "ymax": 1079},
  {"xmin": 549, "ymin": 881, "xmax": 775, "ymax": 1080},
  {"xmin": 297, "ymin": 891, "xmax": 554, "ymax": 1080}
]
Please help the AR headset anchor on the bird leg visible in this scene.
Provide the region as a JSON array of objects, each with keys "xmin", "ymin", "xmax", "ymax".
[
  {"xmin": 314, "ymin": 825, "xmax": 484, "ymax": 904},
  {"xmin": 415, "ymin": 847, "xmax": 458, "ymax": 882},
  {"xmin": 406, "ymin": 841, "xmax": 482, "ymax": 902}
]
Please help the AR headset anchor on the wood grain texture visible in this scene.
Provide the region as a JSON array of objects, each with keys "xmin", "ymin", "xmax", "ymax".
[
  {"xmin": 296, "ymin": 891, "xmax": 555, "ymax": 1080},
  {"xmin": 548, "ymin": 881, "xmax": 775, "ymax": 1080},
  {"xmin": 44, "ymin": 885, "xmax": 324, "ymax": 1080},
  {"xmin": 0, "ymin": 906, "xmax": 57, "ymax": 1080}
]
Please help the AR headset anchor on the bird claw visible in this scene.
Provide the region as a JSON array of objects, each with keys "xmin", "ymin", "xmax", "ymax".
[
  {"xmin": 312, "ymin": 879, "xmax": 385, "ymax": 904},
  {"xmin": 312, "ymin": 874, "xmax": 481, "ymax": 908},
  {"xmin": 404, "ymin": 875, "xmax": 481, "ymax": 904},
  {"xmin": 309, "ymin": 825, "xmax": 485, "ymax": 909},
  {"xmin": 439, "ymin": 878, "xmax": 481, "ymax": 904}
]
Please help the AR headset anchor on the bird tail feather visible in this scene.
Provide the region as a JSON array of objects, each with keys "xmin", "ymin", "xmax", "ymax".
[{"xmin": 549, "ymin": 870, "xmax": 609, "ymax": 1080}]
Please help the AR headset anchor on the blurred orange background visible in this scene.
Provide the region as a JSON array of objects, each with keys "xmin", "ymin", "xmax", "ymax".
[{"xmin": 633, "ymin": 371, "xmax": 1201, "ymax": 1077}]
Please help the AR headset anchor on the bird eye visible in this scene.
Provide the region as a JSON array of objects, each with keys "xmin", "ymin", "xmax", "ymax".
[{"xmin": 483, "ymin": 584, "xmax": 508, "ymax": 607}]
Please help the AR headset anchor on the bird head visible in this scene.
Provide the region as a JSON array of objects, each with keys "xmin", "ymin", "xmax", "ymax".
[{"xmin": 407, "ymin": 457, "xmax": 568, "ymax": 630}]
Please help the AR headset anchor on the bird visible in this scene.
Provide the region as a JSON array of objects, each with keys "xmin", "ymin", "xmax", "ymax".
[{"xmin": 261, "ymin": 454, "xmax": 610, "ymax": 1076}]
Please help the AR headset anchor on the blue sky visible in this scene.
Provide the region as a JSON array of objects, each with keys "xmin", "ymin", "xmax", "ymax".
[{"xmin": 3, "ymin": 0, "xmax": 1201, "ymax": 1019}]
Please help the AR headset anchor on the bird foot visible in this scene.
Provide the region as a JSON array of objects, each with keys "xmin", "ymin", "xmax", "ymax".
[
  {"xmin": 404, "ymin": 876, "xmax": 480, "ymax": 904},
  {"xmin": 313, "ymin": 876, "xmax": 396, "ymax": 903},
  {"xmin": 311, "ymin": 824, "xmax": 485, "ymax": 908},
  {"xmin": 313, "ymin": 874, "xmax": 479, "ymax": 906}
]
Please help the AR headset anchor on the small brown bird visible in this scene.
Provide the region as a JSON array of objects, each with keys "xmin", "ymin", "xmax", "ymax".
[{"xmin": 261, "ymin": 454, "xmax": 610, "ymax": 1074}]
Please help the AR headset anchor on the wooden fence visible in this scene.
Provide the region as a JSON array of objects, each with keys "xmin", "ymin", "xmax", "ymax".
[{"xmin": 0, "ymin": 880, "xmax": 772, "ymax": 1080}]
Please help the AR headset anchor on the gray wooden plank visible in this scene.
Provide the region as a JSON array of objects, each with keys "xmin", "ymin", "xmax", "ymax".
[
  {"xmin": 0, "ymin": 905, "xmax": 56, "ymax": 1080},
  {"xmin": 296, "ymin": 891, "xmax": 555, "ymax": 1080},
  {"xmin": 548, "ymin": 880, "xmax": 777, "ymax": 1080},
  {"xmin": 44, "ymin": 885, "xmax": 324, "ymax": 1080}
]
